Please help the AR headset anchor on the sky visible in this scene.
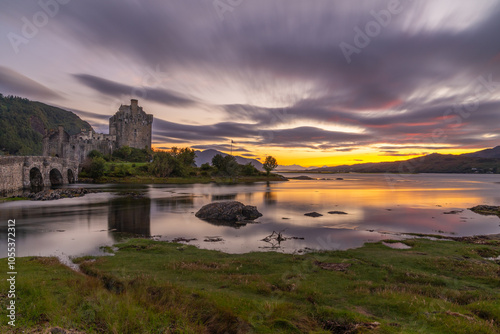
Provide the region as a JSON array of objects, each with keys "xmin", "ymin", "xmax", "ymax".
[{"xmin": 1, "ymin": 0, "xmax": 500, "ymax": 167}]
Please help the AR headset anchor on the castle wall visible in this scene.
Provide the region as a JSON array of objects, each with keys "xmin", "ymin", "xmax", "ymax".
[
  {"xmin": 0, "ymin": 157, "xmax": 24, "ymax": 195},
  {"xmin": 42, "ymin": 99, "xmax": 152, "ymax": 162}
]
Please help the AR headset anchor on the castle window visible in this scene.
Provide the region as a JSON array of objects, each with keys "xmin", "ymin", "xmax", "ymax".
[{"xmin": 134, "ymin": 129, "xmax": 138, "ymax": 137}]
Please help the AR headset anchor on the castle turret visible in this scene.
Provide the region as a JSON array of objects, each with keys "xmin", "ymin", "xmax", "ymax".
[{"xmin": 131, "ymin": 99, "xmax": 138, "ymax": 114}]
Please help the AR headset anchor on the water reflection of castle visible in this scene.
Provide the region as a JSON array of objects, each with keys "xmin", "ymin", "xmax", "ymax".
[
  {"xmin": 108, "ymin": 197, "xmax": 151, "ymax": 237},
  {"xmin": 107, "ymin": 195, "xmax": 197, "ymax": 239}
]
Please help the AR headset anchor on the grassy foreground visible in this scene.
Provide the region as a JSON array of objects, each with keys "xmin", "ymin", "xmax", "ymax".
[{"xmin": 1, "ymin": 238, "xmax": 499, "ymax": 333}]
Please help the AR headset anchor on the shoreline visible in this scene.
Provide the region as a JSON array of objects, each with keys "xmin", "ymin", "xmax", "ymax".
[{"xmin": 0, "ymin": 175, "xmax": 288, "ymax": 201}]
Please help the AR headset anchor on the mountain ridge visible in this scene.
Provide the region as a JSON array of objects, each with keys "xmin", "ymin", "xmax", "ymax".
[
  {"xmin": 308, "ymin": 148, "xmax": 500, "ymax": 174},
  {"xmin": 194, "ymin": 149, "xmax": 264, "ymax": 170}
]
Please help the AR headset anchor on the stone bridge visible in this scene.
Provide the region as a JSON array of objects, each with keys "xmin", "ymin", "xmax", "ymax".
[{"xmin": 0, "ymin": 156, "xmax": 79, "ymax": 195}]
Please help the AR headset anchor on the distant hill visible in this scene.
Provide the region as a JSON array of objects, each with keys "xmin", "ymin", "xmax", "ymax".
[
  {"xmin": 276, "ymin": 164, "xmax": 312, "ymax": 171},
  {"xmin": 194, "ymin": 149, "xmax": 263, "ymax": 170},
  {"xmin": 0, "ymin": 94, "xmax": 93, "ymax": 155},
  {"xmin": 309, "ymin": 152, "xmax": 500, "ymax": 174},
  {"xmin": 463, "ymin": 146, "xmax": 500, "ymax": 159}
]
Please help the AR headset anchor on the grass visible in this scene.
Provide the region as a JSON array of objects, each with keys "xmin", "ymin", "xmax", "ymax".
[
  {"xmin": 0, "ymin": 196, "xmax": 29, "ymax": 203},
  {"xmin": 1, "ymin": 238, "xmax": 499, "ymax": 333}
]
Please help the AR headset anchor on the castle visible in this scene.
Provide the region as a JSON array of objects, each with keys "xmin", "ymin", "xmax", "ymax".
[{"xmin": 43, "ymin": 99, "xmax": 153, "ymax": 162}]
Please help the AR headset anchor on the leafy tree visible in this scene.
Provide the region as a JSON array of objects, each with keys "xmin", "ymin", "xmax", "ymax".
[
  {"xmin": 89, "ymin": 157, "xmax": 106, "ymax": 179},
  {"xmin": 148, "ymin": 151, "xmax": 176, "ymax": 177},
  {"xmin": 200, "ymin": 163, "xmax": 212, "ymax": 171},
  {"xmin": 112, "ymin": 146, "xmax": 150, "ymax": 162},
  {"xmin": 148, "ymin": 147, "xmax": 196, "ymax": 178},
  {"xmin": 263, "ymin": 156, "xmax": 278, "ymax": 176},
  {"xmin": 211, "ymin": 154, "xmax": 239, "ymax": 177},
  {"xmin": 88, "ymin": 150, "xmax": 104, "ymax": 159},
  {"xmin": 241, "ymin": 163, "xmax": 260, "ymax": 176},
  {"xmin": 223, "ymin": 155, "xmax": 239, "ymax": 178},
  {"xmin": 211, "ymin": 154, "xmax": 225, "ymax": 171},
  {"xmin": 170, "ymin": 147, "xmax": 196, "ymax": 167}
]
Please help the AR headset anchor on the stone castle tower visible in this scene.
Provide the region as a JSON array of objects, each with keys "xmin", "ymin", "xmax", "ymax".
[
  {"xmin": 43, "ymin": 99, "xmax": 153, "ymax": 162},
  {"xmin": 109, "ymin": 99, "xmax": 153, "ymax": 150}
]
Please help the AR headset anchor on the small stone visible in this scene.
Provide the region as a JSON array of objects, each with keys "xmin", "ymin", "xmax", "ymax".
[
  {"xmin": 328, "ymin": 211, "xmax": 348, "ymax": 215},
  {"xmin": 304, "ymin": 212, "xmax": 323, "ymax": 217}
]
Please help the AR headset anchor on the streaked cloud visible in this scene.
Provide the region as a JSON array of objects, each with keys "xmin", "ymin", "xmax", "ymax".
[{"xmin": 0, "ymin": 0, "xmax": 499, "ymax": 164}]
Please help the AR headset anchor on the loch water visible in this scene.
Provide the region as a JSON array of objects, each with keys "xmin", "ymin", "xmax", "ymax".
[{"xmin": 1, "ymin": 173, "xmax": 499, "ymax": 262}]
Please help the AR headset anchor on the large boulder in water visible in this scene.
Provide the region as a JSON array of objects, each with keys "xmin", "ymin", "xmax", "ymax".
[{"xmin": 195, "ymin": 201, "xmax": 262, "ymax": 222}]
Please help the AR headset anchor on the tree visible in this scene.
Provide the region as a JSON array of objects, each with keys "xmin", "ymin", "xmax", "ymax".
[
  {"xmin": 223, "ymin": 155, "xmax": 239, "ymax": 178},
  {"xmin": 89, "ymin": 157, "xmax": 106, "ymax": 179},
  {"xmin": 263, "ymin": 156, "xmax": 278, "ymax": 176},
  {"xmin": 148, "ymin": 151, "xmax": 176, "ymax": 177},
  {"xmin": 241, "ymin": 163, "xmax": 259, "ymax": 176},
  {"xmin": 171, "ymin": 147, "xmax": 196, "ymax": 167},
  {"xmin": 211, "ymin": 154, "xmax": 225, "ymax": 171},
  {"xmin": 211, "ymin": 154, "xmax": 239, "ymax": 177},
  {"xmin": 87, "ymin": 150, "xmax": 104, "ymax": 159}
]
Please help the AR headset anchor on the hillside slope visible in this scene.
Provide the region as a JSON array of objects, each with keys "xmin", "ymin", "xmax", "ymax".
[
  {"xmin": 0, "ymin": 95, "xmax": 93, "ymax": 155},
  {"xmin": 464, "ymin": 146, "xmax": 500, "ymax": 159},
  {"xmin": 310, "ymin": 153, "xmax": 500, "ymax": 174},
  {"xmin": 194, "ymin": 149, "xmax": 263, "ymax": 170}
]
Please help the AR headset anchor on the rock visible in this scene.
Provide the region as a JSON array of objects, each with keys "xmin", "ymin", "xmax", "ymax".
[
  {"xmin": 195, "ymin": 201, "xmax": 262, "ymax": 222},
  {"xmin": 336, "ymin": 178, "xmax": 344, "ymax": 180},
  {"xmin": 172, "ymin": 237, "xmax": 197, "ymax": 243},
  {"xmin": 29, "ymin": 188, "xmax": 96, "ymax": 201},
  {"xmin": 469, "ymin": 205, "xmax": 500, "ymax": 216},
  {"xmin": 314, "ymin": 261, "xmax": 351, "ymax": 271},
  {"xmin": 304, "ymin": 212, "xmax": 323, "ymax": 217},
  {"xmin": 50, "ymin": 328, "xmax": 68, "ymax": 334},
  {"xmin": 290, "ymin": 175, "xmax": 315, "ymax": 180},
  {"xmin": 328, "ymin": 211, "xmax": 348, "ymax": 215},
  {"xmin": 204, "ymin": 236, "xmax": 224, "ymax": 242},
  {"xmin": 443, "ymin": 210, "xmax": 463, "ymax": 214}
]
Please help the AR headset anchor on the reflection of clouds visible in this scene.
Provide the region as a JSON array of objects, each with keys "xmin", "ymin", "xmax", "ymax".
[{"xmin": 1, "ymin": 174, "xmax": 500, "ymax": 257}]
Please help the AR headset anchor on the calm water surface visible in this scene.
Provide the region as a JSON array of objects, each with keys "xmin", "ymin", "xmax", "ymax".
[{"xmin": 1, "ymin": 173, "xmax": 499, "ymax": 261}]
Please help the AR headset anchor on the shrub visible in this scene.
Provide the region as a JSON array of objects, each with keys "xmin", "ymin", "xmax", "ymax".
[{"xmin": 89, "ymin": 157, "xmax": 106, "ymax": 179}]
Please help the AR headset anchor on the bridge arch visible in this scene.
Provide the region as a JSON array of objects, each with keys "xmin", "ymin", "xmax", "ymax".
[
  {"xmin": 49, "ymin": 168, "xmax": 64, "ymax": 186},
  {"xmin": 67, "ymin": 169, "xmax": 75, "ymax": 184},
  {"xmin": 1, "ymin": 156, "xmax": 80, "ymax": 194},
  {"xmin": 29, "ymin": 167, "xmax": 43, "ymax": 188}
]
